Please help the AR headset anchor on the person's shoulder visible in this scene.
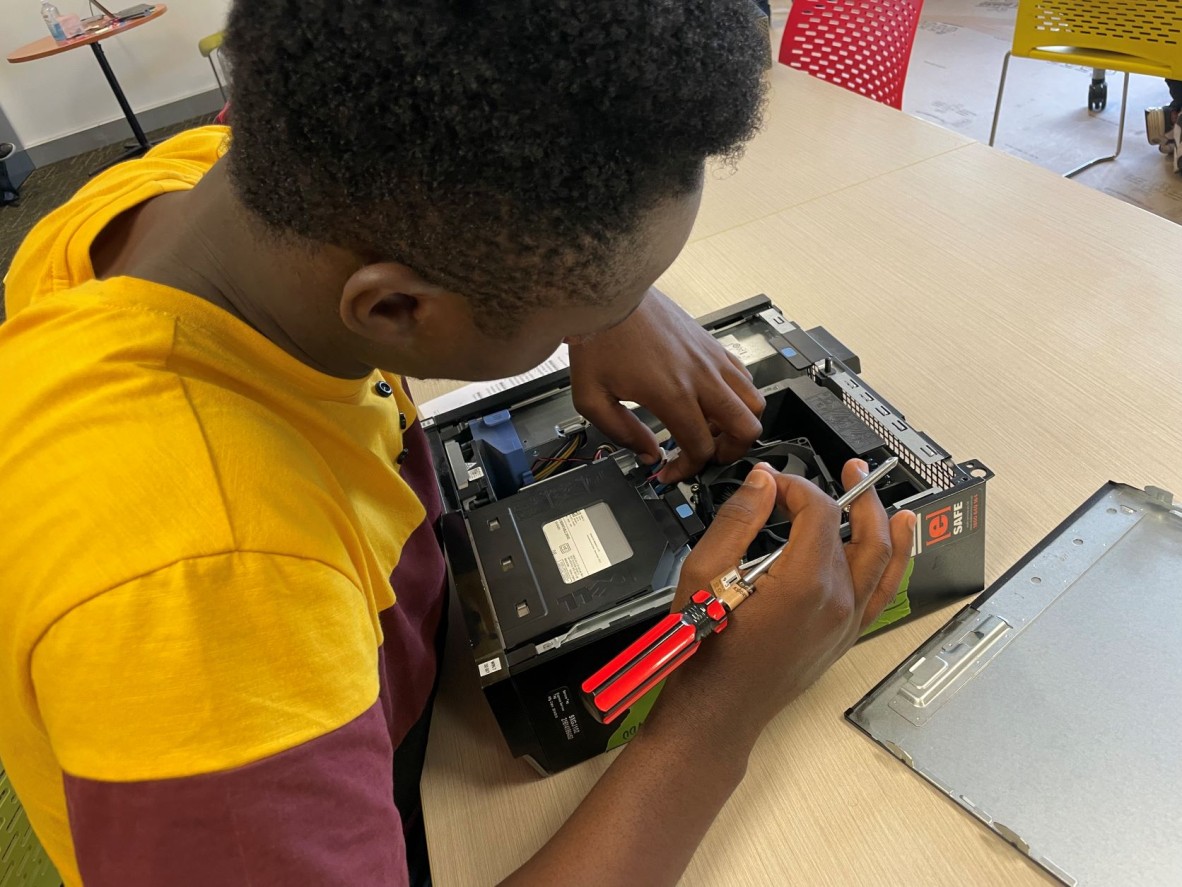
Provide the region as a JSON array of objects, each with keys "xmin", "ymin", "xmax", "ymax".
[
  {"xmin": 139, "ymin": 125, "xmax": 230, "ymax": 175},
  {"xmin": 3, "ymin": 127, "xmax": 225, "ymax": 314},
  {"xmin": 0, "ymin": 281, "xmax": 361, "ymax": 606},
  {"xmin": 0, "ymin": 278, "xmax": 189, "ymax": 450},
  {"xmin": 0, "ymin": 282, "xmax": 235, "ymax": 597},
  {"xmin": 2, "ymin": 275, "xmax": 174, "ymax": 362}
]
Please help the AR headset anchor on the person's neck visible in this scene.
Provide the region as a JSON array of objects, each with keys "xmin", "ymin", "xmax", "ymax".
[{"xmin": 128, "ymin": 159, "xmax": 373, "ymax": 379}]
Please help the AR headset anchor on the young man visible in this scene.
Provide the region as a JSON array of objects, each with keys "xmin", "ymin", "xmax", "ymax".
[{"xmin": 0, "ymin": 1, "xmax": 914, "ymax": 885}]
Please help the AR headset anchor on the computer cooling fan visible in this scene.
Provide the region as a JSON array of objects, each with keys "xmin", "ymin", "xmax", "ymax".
[{"xmin": 694, "ymin": 439, "xmax": 840, "ymax": 560}]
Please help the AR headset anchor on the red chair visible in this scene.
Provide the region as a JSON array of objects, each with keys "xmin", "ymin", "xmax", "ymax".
[{"xmin": 777, "ymin": 0, "xmax": 925, "ymax": 110}]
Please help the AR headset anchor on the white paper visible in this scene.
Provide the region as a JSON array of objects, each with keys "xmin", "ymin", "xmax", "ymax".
[{"xmin": 418, "ymin": 345, "xmax": 570, "ymax": 420}]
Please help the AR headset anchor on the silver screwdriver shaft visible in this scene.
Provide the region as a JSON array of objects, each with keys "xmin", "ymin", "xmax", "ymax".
[
  {"xmin": 582, "ymin": 456, "xmax": 901, "ymax": 724},
  {"xmin": 737, "ymin": 456, "xmax": 899, "ymax": 585}
]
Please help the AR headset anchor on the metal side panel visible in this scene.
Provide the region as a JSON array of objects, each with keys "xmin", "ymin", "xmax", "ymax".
[{"xmin": 848, "ymin": 483, "xmax": 1182, "ymax": 887}]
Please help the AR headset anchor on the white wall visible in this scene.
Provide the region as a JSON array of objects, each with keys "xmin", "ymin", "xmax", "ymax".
[{"xmin": 0, "ymin": 0, "xmax": 230, "ymax": 148}]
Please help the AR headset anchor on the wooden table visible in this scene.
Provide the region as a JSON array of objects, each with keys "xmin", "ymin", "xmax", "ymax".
[
  {"xmin": 417, "ymin": 64, "xmax": 1182, "ymax": 886},
  {"xmin": 7, "ymin": 5, "xmax": 168, "ymax": 172}
]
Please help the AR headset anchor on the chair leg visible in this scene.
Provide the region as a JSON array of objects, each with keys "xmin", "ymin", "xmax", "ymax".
[
  {"xmin": 988, "ymin": 52, "xmax": 1013, "ymax": 148},
  {"xmin": 1066, "ymin": 70, "xmax": 1130, "ymax": 178},
  {"xmin": 209, "ymin": 57, "xmax": 226, "ymax": 103}
]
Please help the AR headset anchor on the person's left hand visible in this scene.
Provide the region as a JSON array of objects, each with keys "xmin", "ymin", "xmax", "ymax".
[{"xmin": 568, "ymin": 288, "xmax": 765, "ymax": 483}]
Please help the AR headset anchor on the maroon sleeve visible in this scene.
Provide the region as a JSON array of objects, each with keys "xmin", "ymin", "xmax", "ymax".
[{"xmin": 63, "ymin": 701, "xmax": 408, "ymax": 886}]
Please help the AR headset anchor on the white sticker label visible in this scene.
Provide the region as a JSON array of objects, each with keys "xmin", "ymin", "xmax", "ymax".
[
  {"xmin": 543, "ymin": 508, "xmax": 613, "ymax": 584},
  {"xmin": 478, "ymin": 658, "xmax": 503, "ymax": 677},
  {"xmin": 719, "ymin": 333, "xmax": 777, "ymax": 366}
]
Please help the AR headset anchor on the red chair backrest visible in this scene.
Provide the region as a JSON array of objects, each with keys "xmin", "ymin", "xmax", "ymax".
[{"xmin": 777, "ymin": 0, "xmax": 925, "ymax": 109}]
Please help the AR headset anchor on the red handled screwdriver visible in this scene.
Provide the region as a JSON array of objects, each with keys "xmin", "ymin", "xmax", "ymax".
[{"xmin": 580, "ymin": 457, "xmax": 899, "ymax": 724}]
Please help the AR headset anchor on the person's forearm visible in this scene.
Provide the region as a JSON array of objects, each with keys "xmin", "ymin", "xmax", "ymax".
[{"xmin": 502, "ymin": 703, "xmax": 752, "ymax": 887}]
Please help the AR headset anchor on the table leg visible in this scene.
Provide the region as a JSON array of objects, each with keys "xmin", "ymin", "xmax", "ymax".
[{"xmin": 89, "ymin": 41, "xmax": 152, "ymax": 173}]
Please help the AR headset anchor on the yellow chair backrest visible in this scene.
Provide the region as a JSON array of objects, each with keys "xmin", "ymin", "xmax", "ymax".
[
  {"xmin": 198, "ymin": 31, "xmax": 224, "ymax": 59},
  {"xmin": 1013, "ymin": 0, "xmax": 1182, "ymax": 78}
]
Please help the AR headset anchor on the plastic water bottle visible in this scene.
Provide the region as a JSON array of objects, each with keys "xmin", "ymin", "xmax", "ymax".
[{"xmin": 40, "ymin": 0, "xmax": 67, "ymax": 42}]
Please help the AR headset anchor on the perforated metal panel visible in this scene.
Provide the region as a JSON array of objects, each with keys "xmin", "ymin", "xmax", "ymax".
[
  {"xmin": 1029, "ymin": 0, "xmax": 1181, "ymax": 44},
  {"xmin": 777, "ymin": 0, "xmax": 925, "ymax": 109},
  {"xmin": 1014, "ymin": 0, "xmax": 1182, "ymax": 78},
  {"xmin": 0, "ymin": 768, "xmax": 59, "ymax": 887}
]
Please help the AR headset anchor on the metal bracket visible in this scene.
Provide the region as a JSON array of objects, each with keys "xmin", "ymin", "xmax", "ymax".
[
  {"xmin": 757, "ymin": 307, "xmax": 798, "ymax": 335},
  {"xmin": 1144, "ymin": 486, "xmax": 1175, "ymax": 509},
  {"xmin": 889, "ymin": 611, "xmax": 1011, "ymax": 724}
]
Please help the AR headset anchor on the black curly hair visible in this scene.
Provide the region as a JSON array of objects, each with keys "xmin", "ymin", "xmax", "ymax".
[{"xmin": 223, "ymin": 0, "xmax": 767, "ymax": 326}]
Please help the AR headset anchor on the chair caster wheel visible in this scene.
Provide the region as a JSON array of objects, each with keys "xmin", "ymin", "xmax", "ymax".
[{"xmin": 1089, "ymin": 80, "xmax": 1107, "ymax": 112}]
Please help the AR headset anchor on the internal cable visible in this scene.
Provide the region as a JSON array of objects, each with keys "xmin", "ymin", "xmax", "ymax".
[{"xmin": 532, "ymin": 432, "xmax": 587, "ymax": 480}]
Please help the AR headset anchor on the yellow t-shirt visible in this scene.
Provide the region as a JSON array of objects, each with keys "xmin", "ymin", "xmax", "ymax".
[{"xmin": 0, "ymin": 128, "xmax": 436, "ymax": 885}]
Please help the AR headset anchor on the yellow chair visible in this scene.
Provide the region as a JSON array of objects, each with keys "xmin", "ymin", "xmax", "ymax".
[
  {"xmin": 988, "ymin": 0, "xmax": 1182, "ymax": 177},
  {"xmin": 198, "ymin": 31, "xmax": 227, "ymax": 102}
]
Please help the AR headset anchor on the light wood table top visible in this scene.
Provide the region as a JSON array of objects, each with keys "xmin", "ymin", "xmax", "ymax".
[
  {"xmin": 419, "ymin": 71, "xmax": 1182, "ymax": 887},
  {"xmin": 7, "ymin": 5, "xmax": 166, "ymax": 63},
  {"xmin": 688, "ymin": 65, "xmax": 972, "ymax": 243}
]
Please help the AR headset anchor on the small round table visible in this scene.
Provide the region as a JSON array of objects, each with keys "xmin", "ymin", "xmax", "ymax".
[{"xmin": 7, "ymin": 5, "xmax": 169, "ymax": 172}]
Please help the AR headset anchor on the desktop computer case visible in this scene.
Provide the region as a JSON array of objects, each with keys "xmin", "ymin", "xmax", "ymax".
[{"xmin": 423, "ymin": 295, "xmax": 992, "ymax": 774}]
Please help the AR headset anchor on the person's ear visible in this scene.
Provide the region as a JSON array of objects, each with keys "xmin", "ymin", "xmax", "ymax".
[{"xmin": 339, "ymin": 261, "xmax": 453, "ymax": 343}]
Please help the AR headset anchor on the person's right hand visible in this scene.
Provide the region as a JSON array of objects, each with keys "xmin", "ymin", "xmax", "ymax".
[
  {"xmin": 648, "ymin": 459, "xmax": 916, "ymax": 754},
  {"xmin": 504, "ymin": 461, "xmax": 915, "ymax": 887}
]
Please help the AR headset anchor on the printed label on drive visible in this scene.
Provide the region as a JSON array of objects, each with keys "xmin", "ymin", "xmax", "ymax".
[
  {"xmin": 477, "ymin": 658, "xmax": 503, "ymax": 677},
  {"xmin": 546, "ymin": 687, "xmax": 582, "ymax": 742},
  {"xmin": 542, "ymin": 501, "xmax": 632, "ymax": 584},
  {"xmin": 916, "ymin": 491, "xmax": 981, "ymax": 553}
]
